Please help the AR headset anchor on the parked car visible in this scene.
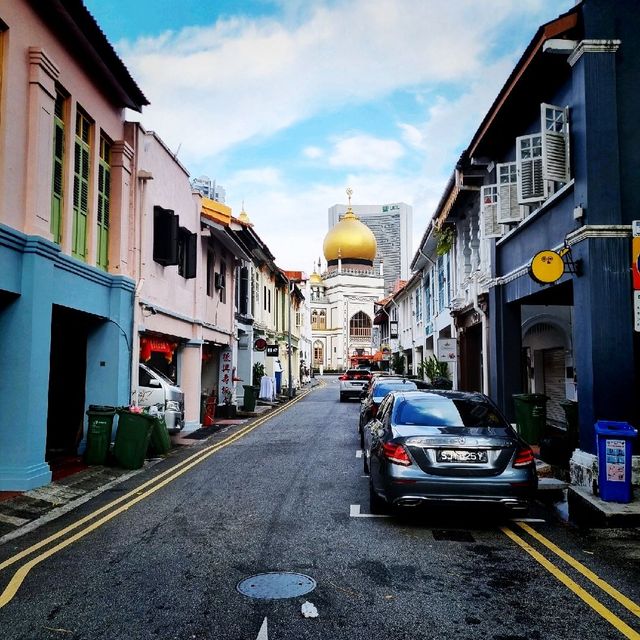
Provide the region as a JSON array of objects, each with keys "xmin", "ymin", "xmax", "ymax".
[
  {"xmin": 364, "ymin": 390, "xmax": 537, "ymax": 515},
  {"xmin": 338, "ymin": 368, "xmax": 372, "ymax": 402},
  {"xmin": 358, "ymin": 377, "xmax": 418, "ymax": 447},
  {"xmin": 137, "ymin": 363, "xmax": 185, "ymax": 433}
]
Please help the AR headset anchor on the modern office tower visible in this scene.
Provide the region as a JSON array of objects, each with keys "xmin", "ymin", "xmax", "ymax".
[
  {"xmin": 191, "ymin": 175, "xmax": 226, "ymax": 203},
  {"xmin": 328, "ymin": 201, "xmax": 412, "ymax": 294}
]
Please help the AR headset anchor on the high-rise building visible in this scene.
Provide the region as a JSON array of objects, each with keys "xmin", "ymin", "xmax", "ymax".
[
  {"xmin": 191, "ymin": 175, "xmax": 226, "ymax": 203},
  {"xmin": 328, "ymin": 201, "xmax": 412, "ymax": 294}
]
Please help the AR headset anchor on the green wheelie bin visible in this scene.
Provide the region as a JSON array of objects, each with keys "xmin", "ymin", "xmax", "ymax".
[
  {"xmin": 242, "ymin": 385, "xmax": 257, "ymax": 412},
  {"xmin": 512, "ymin": 393, "xmax": 548, "ymax": 445},
  {"xmin": 147, "ymin": 414, "xmax": 171, "ymax": 456},
  {"xmin": 113, "ymin": 410, "xmax": 155, "ymax": 469},
  {"xmin": 85, "ymin": 405, "xmax": 117, "ymax": 465}
]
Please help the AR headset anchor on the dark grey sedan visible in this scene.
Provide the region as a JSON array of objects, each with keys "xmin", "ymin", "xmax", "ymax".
[{"xmin": 364, "ymin": 390, "xmax": 537, "ymax": 515}]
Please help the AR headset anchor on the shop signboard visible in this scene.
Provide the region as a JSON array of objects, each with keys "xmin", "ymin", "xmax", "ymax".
[{"xmin": 437, "ymin": 338, "xmax": 457, "ymax": 362}]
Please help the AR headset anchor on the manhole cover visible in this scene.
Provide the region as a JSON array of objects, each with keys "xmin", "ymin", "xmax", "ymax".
[{"xmin": 237, "ymin": 572, "xmax": 316, "ymax": 600}]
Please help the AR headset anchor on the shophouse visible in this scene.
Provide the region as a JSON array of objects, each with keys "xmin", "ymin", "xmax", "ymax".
[
  {"xmin": 0, "ymin": 0, "xmax": 147, "ymax": 489},
  {"xmin": 434, "ymin": 0, "xmax": 639, "ymax": 496}
]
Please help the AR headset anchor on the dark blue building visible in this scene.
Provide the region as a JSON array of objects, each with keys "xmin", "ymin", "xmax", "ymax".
[{"xmin": 452, "ymin": 0, "xmax": 639, "ymax": 496}]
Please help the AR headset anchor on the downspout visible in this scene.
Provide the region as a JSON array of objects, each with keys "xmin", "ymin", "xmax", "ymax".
[{"xmin": 472, "ymin": 278, "xmax": 489, "ymax": 394}]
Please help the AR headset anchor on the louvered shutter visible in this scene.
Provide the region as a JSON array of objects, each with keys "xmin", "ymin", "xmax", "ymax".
[
  {"xmin": 184, "ymin": 232, "xmax": 197, "ymax": 279},
  {"xmin": 516, "ymin": 134, "xmax": 546, "ymax": 204},
  {"xmin": 541, "ymin": 103, "xmax": 570, "ymax": 184},
  {"xmin": 496, "ymin": 162, "xmax": 522, "ymax": 223},
  {"xmin": 51, "ymin": 116, "xmax": 64, "ymax": 244},
  {"xmin": 480, "ymin": 185, "xmax": 502, "ymax": 238},
  {"xmin": 97, "ymin": 139, "xmax": 111, "ymax": 271}
]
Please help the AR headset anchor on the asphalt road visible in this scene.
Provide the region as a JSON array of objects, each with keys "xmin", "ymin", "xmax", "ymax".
[{"xmin": 0, "ymin": 379, "xmax": 638, "ymax": 639}]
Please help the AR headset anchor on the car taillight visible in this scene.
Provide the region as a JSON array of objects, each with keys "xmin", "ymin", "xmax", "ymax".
[
  {"xmin": 382, "ymin": 442, "xmax": 412, "ymax": 466},
  {"xmin": 513, "ymin": 446, "xmax": 535, "ymax": 467},
  {"xmin": 370, "ymin": 404, "xmax": 378, "ymax": 418},
  {"xmin": 338, "ymin": 375, "xmax": 347, "ymax": 381}
]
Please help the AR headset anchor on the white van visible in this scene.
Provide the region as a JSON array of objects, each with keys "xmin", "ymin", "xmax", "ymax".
[{"xmin": 137, "ymin": 363, "xmax": 185, "ymax": 433}]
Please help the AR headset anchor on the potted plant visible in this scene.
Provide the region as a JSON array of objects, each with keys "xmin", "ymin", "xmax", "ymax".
[
  {"xmin": 424, "ymin": 355, "xmax": 452, "ymax": 387},
  {"xmin": 434, "ymin": 225, "xmax": 455, "ymax": 256},
  {"xmin": 253, "ymin": 361, "xmax": 265, "ymax": 388}
]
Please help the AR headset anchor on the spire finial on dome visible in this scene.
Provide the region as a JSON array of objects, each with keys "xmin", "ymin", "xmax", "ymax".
[
  {"xmin": 346, "ymin": 187, "xmax": 353, "ymax": 207},
  {"xmin": 238, "ymin": 200, "xmax": 252, "ymax": 225}
]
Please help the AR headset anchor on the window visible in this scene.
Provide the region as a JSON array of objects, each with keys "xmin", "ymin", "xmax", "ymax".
[
  {"xmin": 72, "ymin": 110, "xmax": 91, "ymax": 260},
  {"xmin": 496, "ymin": 163, "xmax": 521, "ymax": 224},
  {"xmin": 414, "ymin": 287, "xmax": 422, "ymax": 321},
  {"xmin": 424, "ymin": 274, "xmax": 432, "ymax": 331},
  {"xmin": 517, "ymin": 103, "xmax": 569, "ymax": 205},
  {"xmin": 263, "ymin": 285, "xmax": 267, "ymax": 311},
  {"xmin": 219, "ymin": 260, "xmax": 227, "ymax": 303},
  {"xmin": 313, "ymin": 341, "xmax": 324, "ymax": 365},
  {"xmin": 177, "ymin": 227, "xmax": 197, "ymax": 279},
  {"xmin": 96, "ymin": 134, "xmax": 111, "ymax": 270},
  {"xmin": 206, "ymin": 248, "xmax": 215, "ymax": 296},
  {"xmin": 350, "ymin": 311, "xmax": 371, "ymax": 339},
  {"xmin": 311, "ymin": 309, "xmax": 326, "ymax": 330},
  {"xmin": 239, "ymin": 266, "xmax": 249, "ymax": 315},
  {"xmin": 437, "ymin": 254, "xmax": 449, "ymax": 312},
  {"xmin": 51, "ymin": 91, "xmax": 65, "ymax": 244},
  {"xmin": 153, "ymin": 206, "xmax": 179, "ymax": 266},
  {"xmin": 481, "ymin": 184, "xmax": 502, "ymax": 238},
  {"xmin": 295, "ymin": 311, "xmax": 302, "ymax": 327},
  {"xmin": 268, "ymin": 288, "xmax": 271, "ymax": 313}
]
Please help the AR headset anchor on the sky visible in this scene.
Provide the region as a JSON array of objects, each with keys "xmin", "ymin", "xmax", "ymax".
[{"xmin": 84, "ymin": 0, "xmax": 574, "ymax": 273}]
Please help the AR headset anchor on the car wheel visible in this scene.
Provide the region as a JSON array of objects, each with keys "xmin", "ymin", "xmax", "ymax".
[{"xmin": 369, "ymin": 478, "xmax": 389, "ymax": 515}]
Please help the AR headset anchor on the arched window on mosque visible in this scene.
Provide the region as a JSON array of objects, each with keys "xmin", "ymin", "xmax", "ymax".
[
  {"xmin": 350, "ymin": 311, "xmax": 371, "ymax": 339},
  {"xmin": 311, "ymin": 309, "xmax": 326, "ymax": 330},
  {"xmin": 313, "ymin": 341, "xmax": 324, "ymax": 365}
]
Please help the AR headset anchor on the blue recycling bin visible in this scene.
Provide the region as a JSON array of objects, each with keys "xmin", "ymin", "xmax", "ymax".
[
  {"xmin": 274, "ymin": 370, "xmax": 282, "ymax": 394},
  {"xmin": 595, "ymin": 420, "xmax": 638, "ymax": 503}
]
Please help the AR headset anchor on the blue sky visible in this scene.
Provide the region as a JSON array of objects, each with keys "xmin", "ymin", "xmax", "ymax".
[{"xmin": 85, "ymin": 0, "xmax": 574, "ymax": 272}]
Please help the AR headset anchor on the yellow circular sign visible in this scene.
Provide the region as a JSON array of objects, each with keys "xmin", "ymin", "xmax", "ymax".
[{"xmin": 529, "ymin": 250, "xmax": 565, "ymax": 284}]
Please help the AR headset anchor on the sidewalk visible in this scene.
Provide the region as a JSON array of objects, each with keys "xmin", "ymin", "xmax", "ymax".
[{"xmin": 0, "ymin": 385, "xmax": 317, "ymax": 545}]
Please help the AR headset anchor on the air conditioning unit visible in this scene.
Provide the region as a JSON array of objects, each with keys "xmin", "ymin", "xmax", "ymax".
[{"xmin": 214, "ymin": 273, "xmax": 225, "ymax": 289}]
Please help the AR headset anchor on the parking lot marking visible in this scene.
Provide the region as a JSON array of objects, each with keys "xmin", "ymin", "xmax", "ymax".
[
  {"xmin": 510, "ymin": 517, "xmax": 546, "ymax": 523},
  {"xmin": 350, "ymin": 504, "xmax": 391, "ymax": 519},
  {"xmin": 516, "ymin": 522, "xmax": 640, "ymax": 619},
  {"xmin": 355, "ymin": 450, "xmax": 363, "ymax": 458},
  {"xmin": 502, "ymin": 526, "xmax": 640, "ymax": 640}
]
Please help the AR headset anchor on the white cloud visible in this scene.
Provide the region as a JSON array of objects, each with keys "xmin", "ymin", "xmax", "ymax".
[
  {"xmin": 228, "ymin": 167, "xmax": 282, "ymax": 187},
  {"xmin": 303, "ymin": 146, "xmax": 324, "ymax": 159},
  {"xmin": 117, "ymin": 0, "xmax": 551, "ymax": 165},
  {"xmin": 329, "ymin": 134, "xmax": 405, "ymax": 170}
]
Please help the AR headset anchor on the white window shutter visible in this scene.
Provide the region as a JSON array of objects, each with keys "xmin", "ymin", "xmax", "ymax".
[
  {"xmin": 496, "ymin": 162, "xmax": 522, "ymax": 223},
  {"xmin": 481, "ymin": 185, "xmax": 502, "ymax": 238},
  {"xmin": 517, "ymin": 134, "xmax": 546, "ymax": 204},
  {"xmin": 541, "ymin": 103, "xmax": 570, "ymax": 184}
]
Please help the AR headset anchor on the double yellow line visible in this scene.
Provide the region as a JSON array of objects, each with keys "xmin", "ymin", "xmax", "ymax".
[
  {"xmin": 502, "ymin": 523, "xmax": 640, "ymax": 639},
  {"xmin": 0, "ymin": 390, "xmax": 309, "ymax": 609}
]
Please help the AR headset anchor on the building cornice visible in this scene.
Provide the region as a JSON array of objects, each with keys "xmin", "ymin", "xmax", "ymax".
[{"xmin": 568, "ymin": 39, "xmax": 621, "ymax": 67}]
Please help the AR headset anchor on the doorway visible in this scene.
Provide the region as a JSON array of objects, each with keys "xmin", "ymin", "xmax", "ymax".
[{"xmin": 46, "ymin": 305, "xmax": 91, "ymax": 461}]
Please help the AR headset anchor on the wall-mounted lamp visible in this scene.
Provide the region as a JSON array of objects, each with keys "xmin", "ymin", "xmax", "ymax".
[
  {"xmin": 142, "ymin": 304, "xmax": 157, "ymax": 317},
  {"xmin": 137, "ymin": 170, "xmax": 154, "ymax": 181}
]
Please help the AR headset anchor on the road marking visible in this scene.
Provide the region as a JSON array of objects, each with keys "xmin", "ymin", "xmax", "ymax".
[
  {"xmin": 0, "ymin": 390, "xmax": 310, "ymax": 609},
  {"xmin": 256, "ymin": 617, "xmax": 268, "ymax": 640},
  {"xmin": 502, "ymin": 526, "xmax": 640, "ymax": 640},
  {"xmin": 355, "ymin": 450, "xmax": 363, "ymax": 458},
  {"xmin": 350, "ymin": 504, "xmax": 391, "ymax": 519},
  {"xmin": 516, "ymin": 522, "xmax": 640, "ymax": 619}
]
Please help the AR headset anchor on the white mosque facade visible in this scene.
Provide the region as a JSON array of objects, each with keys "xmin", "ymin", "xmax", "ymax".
[{"xmin": 310, "ymin": 196, "xmax": 385, "ymax": 371}]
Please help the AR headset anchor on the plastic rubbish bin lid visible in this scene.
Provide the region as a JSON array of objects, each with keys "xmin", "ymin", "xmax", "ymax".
[
  {"xmin": 87, "ymin": 405, "xmax": 117, "ymax": 414},
  {"xmin": 594, "ymin": 420, "xmax": 638, "ymax": 438}
]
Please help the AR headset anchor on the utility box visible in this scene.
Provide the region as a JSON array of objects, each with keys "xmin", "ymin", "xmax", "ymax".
[{"xmin": 595, "ymin": 420, "xmax": 638, "ymax": 503}]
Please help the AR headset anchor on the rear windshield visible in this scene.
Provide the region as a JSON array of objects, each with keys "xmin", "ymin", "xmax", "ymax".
[
  {"xmin": 373, "ymin": 381, "xmax": 417, "ymax": 398},
  {"xmin": 394, "ymin": 395, "xmax": 507, "ymax": 428}
]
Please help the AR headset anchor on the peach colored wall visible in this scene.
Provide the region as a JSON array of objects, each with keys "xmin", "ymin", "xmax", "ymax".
[{"xmin": 0, "ymin": 1, "xmax": 129, "ymax": 268}]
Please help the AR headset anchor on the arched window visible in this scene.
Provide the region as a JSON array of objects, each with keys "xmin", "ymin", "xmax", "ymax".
[
  {"xmin": 313, "ymin": 341, "xmax": 324, "ymax": 365},
  {"xmin": 350, "ymin": 311, "xmax": 371, "ymax": 339}
]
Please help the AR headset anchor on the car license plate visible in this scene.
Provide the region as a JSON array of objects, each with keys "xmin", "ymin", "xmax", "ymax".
[{"xmin": 437, "ymin": 449, "xmax": 487, "ymax": 463}]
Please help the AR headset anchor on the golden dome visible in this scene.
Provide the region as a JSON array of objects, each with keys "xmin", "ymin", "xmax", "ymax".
[
  {"xmin": 323, "ymin": 208, "xmax": 377, "ymax": 263},
  {"xmin": 309, "ymin": 271, "xmax": 323, "ymax": 284}
]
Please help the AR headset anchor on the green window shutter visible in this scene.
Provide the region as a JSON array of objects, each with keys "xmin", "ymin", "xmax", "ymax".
[
  {"xmin": 72, "ymin": 113, "xmax": 91, "ymax": 261},
  {"xmin": 50, "ymin": 116, "xmax": 64, "ymax": 244},
  {"xmin": 97, "ymin": 137, "xmax": 111, "ymax": 271}
]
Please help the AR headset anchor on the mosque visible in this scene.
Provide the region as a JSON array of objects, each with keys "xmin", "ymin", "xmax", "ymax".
[{"xmin": 309, "ymin": 190, "xmax": 385, "ymax": 371}]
